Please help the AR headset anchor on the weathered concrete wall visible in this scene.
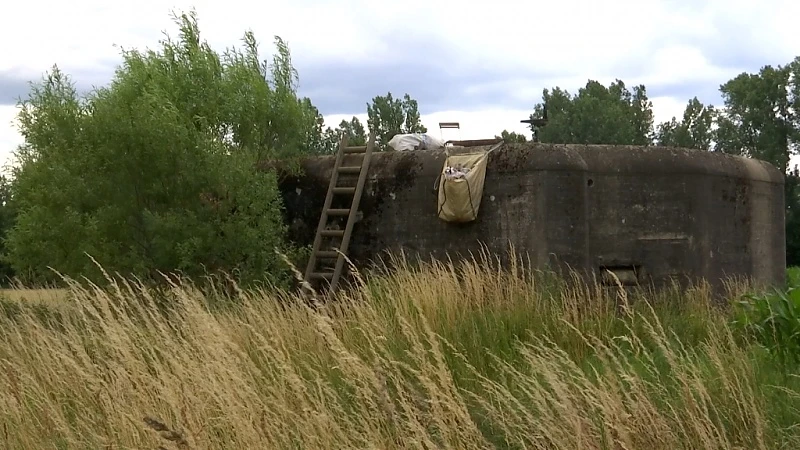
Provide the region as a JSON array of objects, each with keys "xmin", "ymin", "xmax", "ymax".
[{"xmin": 279, "ymin": 143, "xmax": 786, "ymax": 292}]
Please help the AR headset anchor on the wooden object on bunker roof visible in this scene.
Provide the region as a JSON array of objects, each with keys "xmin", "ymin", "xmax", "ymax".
[
  {"xmin": 445, "ymin": 138, "xmax": 504, "ymax": 147},
  {"xmin": 302, "ymin": 132, "xmax": 376, "ymax": 296},
  {"xmin": 439, "ymin": 121, "xmax": 461, "ymax": 143}
]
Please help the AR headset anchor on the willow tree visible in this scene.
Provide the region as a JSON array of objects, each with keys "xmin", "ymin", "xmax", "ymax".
[{"xmin": 6, "ymin": 11, "xmax": 321, "ymax": 287}]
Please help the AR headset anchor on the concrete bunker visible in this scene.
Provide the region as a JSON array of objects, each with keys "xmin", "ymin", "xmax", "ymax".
[{"xmin": 278, "ymin": 142, "xmax": 786, "ymax": 293}]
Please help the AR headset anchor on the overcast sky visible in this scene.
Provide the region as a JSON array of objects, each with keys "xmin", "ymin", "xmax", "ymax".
[{"xmin": 1, "ymin": 0, "xmax": 799, "ymax": 171}]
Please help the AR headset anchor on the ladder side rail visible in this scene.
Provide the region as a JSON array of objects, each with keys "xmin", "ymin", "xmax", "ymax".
[
  {"xmin": 303, "ymin": 134, "xmax": 349, "ymax": 285},
  {"xmin": 330, "ymin": 133, "xmax": 375, "ymax": 291}
]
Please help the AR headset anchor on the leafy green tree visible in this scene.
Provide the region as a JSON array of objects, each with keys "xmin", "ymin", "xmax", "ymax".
[
  {"xmin": 313, "ymin": 117, "xmax": 368, "ymax": 155},
  {"xmin": 317, "ymin": 127, "xmax": 340, "ymax": 155},
  {"xmin": 367, "ymin": 92, "xmax": 427, "ymax": 151},
  {"xmin": 297, "ymin": 98, "xmax": 331, "ymax": 155},
  {"xmin": 789, "ymin": 57, "xmax": 800, "ymax": 142},
  {"xmin": 337, "ymin": 117, "xmax": 367, "ymax": 146},
  {"xmin": 713, "ymin": 62, "xmax": 797, "ymax": 172},
  {"xmin": 495, "ymin": 130, "xmax": 527, "ymax": 143},
  {"xmin": 788, "ymin": 60, "xmax": 800, "ymax": 267},
  {"xmin": 0, "ymin": 175, "xmax": 17, "ymax": 286},
  {"xmin": 654, "ymin": 97, "xmax": 716, "ymax": 150},
  {"xmin": 787, "ymin": 166, "xmax": 800, "ymax": 267},
  {"xmin": 528, "ymin": 79, "xmax": 655, "ymax": 146},
  {"xmin": 6, "ymin": 11, "xmax": 316, "ymax": 287}
]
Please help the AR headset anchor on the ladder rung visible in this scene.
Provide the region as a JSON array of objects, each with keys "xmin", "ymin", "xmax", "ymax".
[
  {"xmin": 316, "ymin": 251, "xmax": 339, "ymax": 259},
  {"xmin": 343, "ymin": 146, "xmax": 367, "ymax": 154},
  {"xmin": 310, "ymin": 272, "xmax": 333, "ymax": 280},
  {"xmin": 320, "ymin": 230, "xmax": 344, "ymax": 237},
  {"xmin": 333, "ymin": 187, "xmax": 356, "ymax": 195},
  {"xmin": 338, "ymin": 166, "xmax": 362, "ymax": 174},
  {"xmin": 327, "ymin": 209, "xmax": 350, "ymax": 216}
]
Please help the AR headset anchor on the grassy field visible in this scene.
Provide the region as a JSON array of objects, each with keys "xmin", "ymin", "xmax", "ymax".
[
  {"xmin": 0, "ymin": 287, "xmax": 69, "ymax": 303},
  {"xmin": 0, "ymin": 253, "xmax": 799, "ymax": 449}
]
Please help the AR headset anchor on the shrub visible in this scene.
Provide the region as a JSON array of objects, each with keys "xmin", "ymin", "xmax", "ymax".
[
  {"xmin": 5, "ymin": 11, "xmax": 323, "ymax": 289},
  {"xmin": 732, "ymin": 268, "xmax": 800, "ymax": 367}
]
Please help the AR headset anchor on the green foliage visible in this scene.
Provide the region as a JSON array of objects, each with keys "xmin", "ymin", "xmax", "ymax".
[
  {"xmin": 495, "ymin": 129, "xmax": 527, "ymax": 143},
  {"xmin": 654, "ymin": 97, "xmax": 716, "ymax": 150},
  {"xmin": 337, "ymin": 117, "xmax": 367, "ymax": 146},
  {"xmin": 732, "ymin": 269, "xmax": 800, "ymax": 367},
  {"xmin": 296, "ymin": 97, "xmax": 332, "ymax": 156},
  {"xmin": 713, "ymin": 59, "xmax": 799, "ymax": 172},
  {"xmin": 787, "ymin": 167, "xmax": 800, "ymax": 266},
  {"xmin": 320, "ymin": 93, "xmax": 425, "ymax": 154},
  {"xmin": 789, "ymin": 266, "xmax": 800, "ymax": 286},
  {"xmin": 6, "ymin": 11, "xmax": 321, "ymax": 288},
  {"xmin": 528, "ymin": 79, "xmax": 655, "ymax": 146},
  {"xmin": 0, "ymin": 175, "xmax": 17, "ymax": 286},
  {"xmin": 317, "ymin": 116, "xmax": 368, "ymax": 155},
  {"xmin": 367, "ymin": 92, "xmax": 427, "ymax": 151}
]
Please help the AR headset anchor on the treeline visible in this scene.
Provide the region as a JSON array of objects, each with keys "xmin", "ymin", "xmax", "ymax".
[{"xmin": 0, "ymin": 11, "xmax": 796, "ymax": 288}]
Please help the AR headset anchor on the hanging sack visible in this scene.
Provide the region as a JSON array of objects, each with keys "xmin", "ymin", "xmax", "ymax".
[{"xmin": 436, "ymin": 142, "xmax": 501, "ymax": 223}]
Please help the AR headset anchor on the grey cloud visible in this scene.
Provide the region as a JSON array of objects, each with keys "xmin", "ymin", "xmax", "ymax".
[
  {"xmin": 684, "ymin": 14, "xmax": 797, "ymax": 73},
  {"xmin": 2, "ymin": 25, "xmax": 782, "ymax": 127},
  {"xmin": 295, "ymin": 56, "xmax": 732, "ymax": 120},
  {"xmin": 697, "ymin": 41, "xmax": 792, "ymax": 78},
  {"xmin": 295, "ymin": 60, "xmax": 542, "ymax": 115},
  {"xmin": 647, "ymin": 82, "xmax": 725, "ymax": 108},
  {"xmin": 0, "ymin": 74, "xmax": 32, "ymax": 105},
  {"xmin": 0, "ymin": 68, "xmax": 115, "ymax": 106},
  {"xmin": 292, "ymin": 34, "xmax": 568, "ymax": 116},
  {"xmin": 290, "ymin": 12, "xmax": 800, "ymax": 120},
  {"xmin": 294, "ymin": 28, "xmax": 784, "ymax": 122}
]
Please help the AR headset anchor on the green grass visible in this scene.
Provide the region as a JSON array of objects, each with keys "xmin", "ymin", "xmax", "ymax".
[{"xmin": 0, "ymin": 255, "xmax": 798, "ymax": 449}]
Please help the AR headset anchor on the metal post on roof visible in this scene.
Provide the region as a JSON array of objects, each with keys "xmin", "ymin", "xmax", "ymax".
[{"xmin": 520, "ymin": 103, "xmax": 548, "ymax": 142}]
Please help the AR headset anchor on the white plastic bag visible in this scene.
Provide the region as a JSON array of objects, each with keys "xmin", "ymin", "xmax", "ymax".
[
  {"xmin": 387, "ymin": 133, "xmax": 445, "ymax": 151},
  {"xmin": 443, "ymin": 164, "xmax": 472, "ymax": 180}
]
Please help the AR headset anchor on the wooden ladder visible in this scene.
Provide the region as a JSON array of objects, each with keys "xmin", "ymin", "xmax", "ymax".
[{"xmin": 302, "ymin": 133, "xmax": 376, "ymax": 295}]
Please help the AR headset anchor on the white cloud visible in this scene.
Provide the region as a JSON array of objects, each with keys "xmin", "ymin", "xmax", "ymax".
[
  {"xmin": 650, "ymin": 96, "xmax": 691, "ymax": 125},
  {"xmin": 642, "ymin": 45, "xmax": 731, "ymax": 87},
  {"xmin": 0, "ymin": 106, "xmax": 22, "ymax": 173},
  {"xmin": 1, "ymin": 0, "xmax": 799, "ymax": 170}
]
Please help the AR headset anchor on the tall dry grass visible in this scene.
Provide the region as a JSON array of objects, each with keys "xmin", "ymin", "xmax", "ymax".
[{"xmin": 0, "ymin": 250, "xmax": 798, "ymax": 449}]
